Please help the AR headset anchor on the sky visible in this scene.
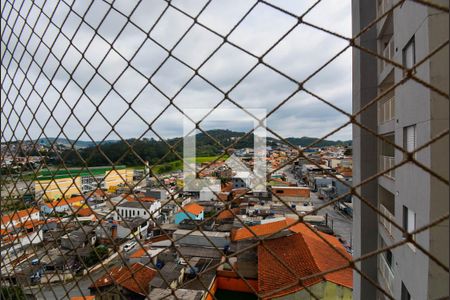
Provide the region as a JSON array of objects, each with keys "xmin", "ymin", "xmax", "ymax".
[{"xmin": 1, "ymin": 0, "xmax": 352, "ymax": 144}]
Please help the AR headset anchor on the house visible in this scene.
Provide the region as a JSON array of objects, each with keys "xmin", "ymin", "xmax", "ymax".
[
  {"xmin": 85, "ymin": 188, "xmax": 107, "ymax": 201},
  {"xmin": 148, "ymin": 261, "xmax": 184, "ymax": 291},
  {"xmin": 41, "ymin": 196, "xmax": 85, "ymax": 214},
  {"xmin": 174, "ymin": 203, "xmax": 205, "ymax": 225},
  {"xmin": 257, "ymin": 223, "xmax": 353, "ymax": 299},
  {"xmin": 231, "ymin": 171, "xmax": 252, "ymax": 189},
  {"xmin": 173, "ymin": 229, "xmax": 230, "ymax": 249},
  {"xmin": 89, "ymin": 263, "xmax": 157, "ymax": 300},
  {"xmin": 128, "ymin": 246, "xmax": 165, "ymax": 266},
  {"xmin": 1, "ymin": 219, "xmax": 45, "ymax": 247},
  {"xmin": 60, "ymin": 225, "xmax": 97, "ymax": 250},
  {"xmin": 96, "ymin": 218, "xmax": 150, "ymax": 243},
  {"xmin": 114, "ymin": 200, "xmax": 161, "ymax": 221},
  {"xmin": 271, "ymin": 186, "xmax": 311, "ymax": 204},
  {"xmin": 199, "ymin": 185, "xmax": 221, "ymax": 201},
  {"xmin": 1, "ymin": 208, "xmax": 40, "ymax": 229}
]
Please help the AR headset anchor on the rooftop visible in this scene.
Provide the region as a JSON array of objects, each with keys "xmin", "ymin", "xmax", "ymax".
[
  {"xmin": 258, "ymin": 224, "xmax": 352, "ymax": 299},
  {"xmin": 232, "ymin": 218, "xmax": 296, "ymax": 241},
  {"xmin": 179, "ymin": 203, "xmax": 204, "ymax": 216},
  {"xmin": 1, "ymin": 208, "xmax": 40, "ymax": 225},
  {"xmin": 90, "ymin": 262, "xmax": 156, "ymax": 296}
]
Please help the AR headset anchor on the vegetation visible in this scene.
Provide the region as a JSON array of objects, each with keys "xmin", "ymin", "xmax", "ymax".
[
  {"xmin": 59, "ymin": 130, "xmax": 244, "ymax": 168},
  {"xmin": 0, "ymin": 287, "xmax": 26, "ymax": 300},
  {"xmin": 82, "ymin": 245, "xmax": 109, "ymax": 267},
  {"xmin": 285, "ymin": 136, "xmax": 352, "ymax": 147},
  {"xmin": 152, "ymin": 155, "xmax": 228, "ymax": 174},
  {"xmin": 16, "ymin": 130, "xmax": 350, "ymax": 170}
]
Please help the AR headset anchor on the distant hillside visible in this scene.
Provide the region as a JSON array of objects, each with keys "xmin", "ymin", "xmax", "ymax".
[
  {"xmin": 285, "ymin": 136, "xmax": 351, "ymax": 147},
  {"xmin": 56, "ymin": 130, "xmax": 351, "ymax": 167},
  {"xmin": 35, "ymin": 138, "xmax": 117, "ymax": 149}
]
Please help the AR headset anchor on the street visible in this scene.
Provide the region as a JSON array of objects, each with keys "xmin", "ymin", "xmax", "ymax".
[{"xmin": 282, "ymin": 165, "xmax": 353, "ymax": 247}]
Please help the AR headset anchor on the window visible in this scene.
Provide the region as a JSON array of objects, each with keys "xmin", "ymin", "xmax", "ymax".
[
  {"xmin": 385, "ymin": 249, "xmax": 393, "ymax": 268},
  {"xmin": 404, "ymin": 125, "xmax": 416, "ymax": 153},
  {"xmin": 403, "ymin": 205, "xmax": 416, "ymax": 249},
  {"xmin": 403, "ymin": 37, "xmax": 415, "ymax": 71},
  {"xmin": 401, "ymin": 282, "xmax": 411, "ymax": 300}
]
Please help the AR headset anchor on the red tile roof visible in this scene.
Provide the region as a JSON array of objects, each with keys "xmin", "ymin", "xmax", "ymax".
[
  {"xmin": 216, "ymin": 208, "xmax": 239, "ymax": 220},
  {"xmin": 1, "ymin": 208, "xmax": 40, "ymax": 225},
  {"xmin": 258, "ymin": 224, "xmax": 352, "ymax": 299},
  {"xmin": 232, "ymin": 218, "xmax": 297, "ymax": 241},
  {"xmin": 70, "ymin": 296, "xmax": 95, "ymax": 300},
  {"xmin": 76, "ymin": 207, "xmax": 95, "ymax": 217},
  {"xmin": 180, "ymin": 203, "xmax": 204, "ymax": 216},
  {"xmin": 139, "ymin": 196, "xmax": 156, "ymax": 202},
  {"xmin": 90, "ymin": 263, "xmax": 156, "ymax": 296}
]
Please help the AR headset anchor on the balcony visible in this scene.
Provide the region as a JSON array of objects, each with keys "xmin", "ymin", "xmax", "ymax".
[
  {"xmin": 380, "ymin": 155, "xmax": 395, "ymax": 179},
  {"xmin": 379, "ymin": 204, "xmax": 395, "ymax": 237},
  {"xmin": 378, "ymin": 0, "xmax": 393, "ymax": 17},
  {"xmin": 380, "ymin": 38, "xmax": 394, "ymax": 74},
  {"xmin": 378, "ymin": 96, "xmax": 395, "ymax": 124},
  {"xmin": 378, "ymin": 253, "xmax": 394, "ymax": 296}
]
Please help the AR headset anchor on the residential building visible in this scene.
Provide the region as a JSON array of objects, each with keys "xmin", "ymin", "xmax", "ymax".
[
  {"xmin": 352, "ymin": 1, "xmax": 448, "ymax": 299},
  {"xmin": 60, "ymin": 225, "xmax": 97, "ymax": 250},
  {"xmin": 174, "ymin": 203, "xmax": 205, "ymax": 225},
  {"xmin": 1, "ymin": 208, "xmax": 40, "ymax": 229},
  {"xmin": 89, "ymin": 263, "xmax": 157, "ymax": 300},
  {"xmin": 271, "ymin": 186, "xmax": 311, "ymax": 203},
  {"xmin": 40, "ymin": 196, "xmax": 85, "ymax": 214},
  {"xmin": 257, "ymin": 225, "xmax": 353, "ymax": 299},
  {"xmin": 114, "ymin": 201, "xmax": 161, "ymax": 221}
]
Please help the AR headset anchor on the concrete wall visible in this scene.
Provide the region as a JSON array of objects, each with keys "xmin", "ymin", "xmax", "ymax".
[
  {"xmin": 352, "ymin": 1, "xmax": 379, "ymax": 299},
  {"xmin": 353, "ymin": 1, "xmax": 449, "ymax": 299}
]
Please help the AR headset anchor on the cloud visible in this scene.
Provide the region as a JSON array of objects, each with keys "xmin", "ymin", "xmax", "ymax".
[{"xmin": 1, "ymin": 0, "xmax": 352, "ymax": 144}]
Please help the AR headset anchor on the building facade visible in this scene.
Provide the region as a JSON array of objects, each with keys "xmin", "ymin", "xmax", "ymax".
[
  {"xmin": 35, "ymin": 166, "xmax": 134, "ymax": 200},
  {"xmin": 352, "ymin": 1, "xmax": 448, "ymax": 299}
]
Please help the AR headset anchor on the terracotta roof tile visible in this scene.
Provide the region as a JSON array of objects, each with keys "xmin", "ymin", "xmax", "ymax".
[
  {"xmin": 217, "ymin": 208, "xmax": 239, "ymax": 220},
  {"xmin": 258, "ymin": 224, "xmax": 352, "ymax": 299},
  {"xmin": 76, "ymin": 207, "xmax": 95, "ymax": 217},
  {"xmin": 180, "ymin": 203, "xmax": 204, "ymax": 216},
  {"xmin": 1, "ymin": 208, "xmax": 40, "ymax": 225},
  {"xmin": 70, "ymin": 296, "xmax": 95, "ymax": 300},
  {"xmin": 140, "ymin": 196, "xmax": 156, "ymax": 202},
  {"xmin": 90, "ymin": 263, "xmax": 156, "ymax": 296},
  {"xmin": 232, "ymin": 218, "xmax": 297, "ymax": 241}
]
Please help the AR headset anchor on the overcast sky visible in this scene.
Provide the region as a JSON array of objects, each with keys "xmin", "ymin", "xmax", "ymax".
[{"xmin": 1, "ymin": 0, "xmax": 352, "ymax": 144}]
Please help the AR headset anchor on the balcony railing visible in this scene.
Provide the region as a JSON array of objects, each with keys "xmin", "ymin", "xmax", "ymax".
[
  {"xmin": 381, "ymin": 38, "xmax": 394, "ymax": 72},
  {"xmin": 380, "ymin": 155, "xmax": 395, "ymax": 179},
  {"xmin": 378, "ymin": 96, "xmax": 395, "ymax": 124},
  {"xmin": 378, "ymin": 253, "xmax": 395, "ymax": 295},
  {"xmin": 378, "ymin": 0, "xmax": 393, "ymax": 17},
  {"xmin": 379, "ymin": 204, "xmax": 395, "ymax": 237}
]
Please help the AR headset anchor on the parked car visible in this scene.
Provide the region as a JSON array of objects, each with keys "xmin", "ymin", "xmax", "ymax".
[{"xmin": 123, "ymin": 241, "xmax": 136, "ymax": 252}]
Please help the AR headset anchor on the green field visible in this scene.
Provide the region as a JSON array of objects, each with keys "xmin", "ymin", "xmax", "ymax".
[{"xmin": 149, "ymin": 155, "xmax": 229, "ymax": 174}]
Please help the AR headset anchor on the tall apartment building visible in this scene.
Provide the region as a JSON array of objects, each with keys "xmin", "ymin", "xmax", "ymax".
[{"xmin": 352, "ymin": 1, "xmax": 448, "ymax": 299}]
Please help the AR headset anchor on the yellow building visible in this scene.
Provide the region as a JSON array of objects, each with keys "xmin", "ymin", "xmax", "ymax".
[{"xmin": 35, "ymin": 166, "xmax": 133, "ymax": 201}]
